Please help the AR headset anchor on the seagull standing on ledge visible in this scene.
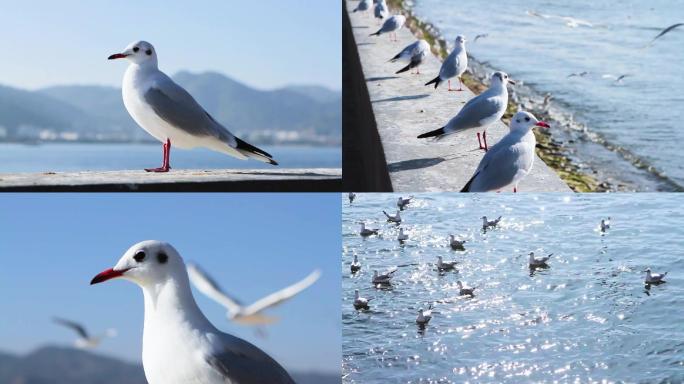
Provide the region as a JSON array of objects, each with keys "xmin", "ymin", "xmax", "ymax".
[
  {"xmin": 425, "ymin": 35, "xmax": 468, "ymax": 91},
  {"xmin": 108, "ymin": 41, "xmax": 277, "ymax": 172},
  {"xmin": 90, "ymin": 241, "xmax": 294, "ymax": 384}
]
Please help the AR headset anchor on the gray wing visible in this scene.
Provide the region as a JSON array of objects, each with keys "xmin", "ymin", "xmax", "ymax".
[
  {"xmin": 396, "ymin": 41, "xmax": 419, "ymax": 60},
  {"xmin": 439, "ymin": 47, "xmax": 463, "ymax": 79},
  {"xmin": 380, "ymin": 17, "xmax": 399, "ymax": 33},
  {"xmin": 206, "ymin": 333, "xmax": 295, "ymax": 384},
  {"xmin": 144, "ymin": 76, "xmax": 237, "ymax": 146},
  {"xmin": 53, "ymin": 317, "xmax": 89, "ymax": 339},
  {"xmin": 445, "ymin": 91, "xmax": 505, "ymax": 132},
  {"xmin": 468, "ymin": 139, "xmax": 532, "ymax": 191}
]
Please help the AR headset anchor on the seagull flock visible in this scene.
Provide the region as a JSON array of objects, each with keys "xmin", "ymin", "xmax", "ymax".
[
  {"xmin": 347, "ymin": 194, "xmax": 670, "ymax": 330},
  {"xmin": 352, "ymin": 1, "xmax": 683, "ymax": 192}
]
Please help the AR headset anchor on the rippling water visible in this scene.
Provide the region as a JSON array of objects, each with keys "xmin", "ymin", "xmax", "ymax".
[
  {"xmin": 410, "ymin": 0, "xmax": 684, "ymax": 191},
  {"xmin": 342, "ymin": 193, "xmax": 684, "ymax": 383}
]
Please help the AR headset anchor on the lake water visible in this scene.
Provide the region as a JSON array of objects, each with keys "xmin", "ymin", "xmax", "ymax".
[
  {"xmin": 0, "ymin": 143, "xmax": 340, "ymax": 172},
  {"xmin": 342, "ymin": 193, "xmax": 684, "ymax": 383},
  {"xmin": 410, "ymin": 0, "xmax": 684, "ymax": 191}
]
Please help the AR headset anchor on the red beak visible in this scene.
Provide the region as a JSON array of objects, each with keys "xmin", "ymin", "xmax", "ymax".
[
  {"xmin": 107, "ymin": 53, "xmax": 128, "ymax": 60},
  {"xmin": 535, "ymin": 121, "xmax": 550, "ymax": 128},
  {"xmin": 90, "ymin": 268, "xmax": 130, "ymax": 285}
]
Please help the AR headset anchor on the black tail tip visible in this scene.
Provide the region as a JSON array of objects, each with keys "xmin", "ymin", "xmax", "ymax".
[
  {"xmin": 268, "ymin": 159, "xmax": 279, "ymax": 166},
  {"xmin": 417, "ymin": 127, "xmax": 445, "ymax": 139}
]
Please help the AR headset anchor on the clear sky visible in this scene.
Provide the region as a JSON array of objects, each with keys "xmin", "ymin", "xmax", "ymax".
[
  {"xmin": 0, "ymin": 0, "xmax": 340, "ymax": 91},
  {"xmin": 0, "ymin": 193, "xmax": 341, "ymax": 374}
]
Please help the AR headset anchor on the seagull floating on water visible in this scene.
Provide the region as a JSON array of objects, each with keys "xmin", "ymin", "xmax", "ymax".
[
  {"xmin": 370, "ymin": 14, "xmax": 406, "ymax": 42},
  {"xmin": 643, "ymin": 268, "xmax": 667, "ymax": 284},
  {"xmin": 351, "ymin": 255, "xmax": 361, "ymax": 273},
  {"xmin": 600, "ymin": 217, "xmax": 611, "ymax": 232},
  {"xmin": 416, "ymin": 304, "xmax": 433, "ymax": 327},
  {"xmin": 449, "ymin": 235, "xmax": 466, "ymax": 251},
  {"xmin": 383, "ymin": 210, "xmax": 402, "ymax": 223},
  {"xmin": 425, "ymin": 35, "xmax": 468, "ymax": 91},
  {"xmin": 528, "ymin": 252, "xmax": 553, "ymax": 268},
  {"xmin": 456, "ymin": 281, "xmax": 477, "ymax": 296},
  {"xmin": 348, "ymin": 192, "xmax": 356, "ymax": 205},
  {"xmin": 436, "ymin": 256, "xmax": 458, "ymax": 271},
  {"xmin": 418, "ymin": 72, "xmax": 514, "ymax": 150},
  {"xmin": 187, "ymin": 263, "xmax": 320, "ymax": 326},
  {"xmin": 108, "ymin": 41, "xmax": 277, "ymax": 172},
  {"xmin": 372, "ymin": 267, "xmax": 398, "ymax": 285},
  {"xmin": 353, "ymin": 290, "xmax": 372, "ymax": 310},
  {"xmin": 359, "ymin": 222, "xmax": 379, "ymax": 237},
  {"xmin": 53, "ymin": 317, "xmax": 116, "ymax": 349},
  {"xmin": 481, "ymin": 216, "xmax": 502, "ymax": 231},
  {"xmin": 397, "ymin": 196, "xmax": 413, "ymax": 210},
  {"xmin": 397, "ymin": 228, "xmax": 409, "ymax": 242},
  {"xmin": 90, "ymin": 240, "xmax": 294, "ymax": 383}
]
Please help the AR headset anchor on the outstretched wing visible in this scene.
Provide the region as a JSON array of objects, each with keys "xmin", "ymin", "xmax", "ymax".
[
  {"xmin": 53, "ymin": 317, "xmax": 89, "ymax": 339},
  {"xmin": 187, "ymin": 263, "xmax": 243, "ymax": 316},
  {"xmin": 243, "ymin": 270, "xmax": 321, "ymax": 316}
]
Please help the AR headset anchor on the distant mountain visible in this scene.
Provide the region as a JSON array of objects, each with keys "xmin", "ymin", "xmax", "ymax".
[
  {"xmin": 0, "ymin": 71, "xmax": 340, "ymax": 145},
  {"xmin": 0, "ymin": 346, "xmax": 339, "ymax": 384}
]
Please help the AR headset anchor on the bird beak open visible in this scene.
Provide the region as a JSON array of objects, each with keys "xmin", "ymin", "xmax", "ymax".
[
  {"xmin": 535, "ymin": 121, "xmax": 550, "ymax": 128},
  {"xmin": 90, "ymin": 268, "xmax": 130, "ymax": 285},
  {"xmin": 107, "ymin": 53, "xmax": 128, "ymax": 60}
]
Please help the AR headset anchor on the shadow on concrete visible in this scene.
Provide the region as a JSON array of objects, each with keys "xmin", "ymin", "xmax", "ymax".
[
  {"xmin": 372, "ymin": 94, "xmax": 430, "ymax": 103},
  {"xmin": 388, "ymin": 157, "xmax": 446, "ymax": 172},
  {"xmin": 357, "ymin": 42, "xmax": 375, "ymax": 46},
  {"xmin": 366, "ymin": 76, "xmax": 399, "ymax": 82}
]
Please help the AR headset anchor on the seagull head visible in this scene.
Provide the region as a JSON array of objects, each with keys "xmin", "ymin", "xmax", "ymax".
[
  {"xmin": 455, "ymin": 35, "xmax": 466, "ymax": 45},
  {"xmin": 510, "ymin": 111, "xmax": 550, "ymax": 133},
  {"xmin": 108, "ymin": 41, "xmax": 158, "ymax": 67},
  {"xmin": 91, "ymin": 240, "xmax": 184, "ymax": 288},
  {"xmin": 492, "ymin": 71, "xmax": 516, "ymax": 86}
]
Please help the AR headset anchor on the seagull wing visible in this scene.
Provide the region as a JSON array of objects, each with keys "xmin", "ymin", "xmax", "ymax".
[
  {"xmin": 464, "ymin": 134, "xmax": 530, "ymax": 191},
  {"xmin": 53, "ymin": 317, "xmax": 89, "ymax": 339},
  {"xmin": 445, "ymin": 90, "xmax": 506, "ymax": 133},
  {"xmin": 243, "ymin": 270, "xmax": 321, "ymax": 316},
  {"xmin": 187, "ymin": 263, "xmax": 244, "ymax": 316},
  {"xmin": 651, "ymin": 23, "xmax": 684, "ymax": 44}
]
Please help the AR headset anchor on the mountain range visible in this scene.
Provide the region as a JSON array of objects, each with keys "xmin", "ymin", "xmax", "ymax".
[
  {"xmin": 0, "ymin": 71, "xmax": 341, "ymax": 145},
  {"xmin": 0, "ymin": 346, "xmax": 339, "ymax": 384}
]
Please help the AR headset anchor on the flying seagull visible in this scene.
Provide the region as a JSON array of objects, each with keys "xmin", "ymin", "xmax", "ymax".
[
  {"xmin": 646, "ymin": 23, "xmax": 684, "ymax": 47},
  {"xmin": 53, "ymin": 317, "xmax": 116, "ymax": 349}
]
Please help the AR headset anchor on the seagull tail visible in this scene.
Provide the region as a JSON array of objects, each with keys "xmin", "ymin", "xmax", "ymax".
[
  {"xmin": 425, "ymin": 76, "xmax": 441, "ymax": 89},
  {"xmin": 389, "ymin": 53, "xmax": 401, "ymax": 62},
  {"xmin": 417, "ymin": 126, "xmax": 446, "ymax": 139},
  {"xmin": 460, "ymin": 172, "xmax": 477, "ymax": 192},
  {"xmin": 370, "ymin": 30, "xmax": 382, "ymax": 36},
  {"xmin": 395, "ymin": 62, "xmax": 415, "ymax": 74},
  {"xmin": 234, "ymin": 137, "xmax": 278, "ymax": 166}
]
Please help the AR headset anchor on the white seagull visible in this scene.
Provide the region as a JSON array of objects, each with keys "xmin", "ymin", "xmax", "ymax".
[
  {"xmin": 186, "ymin": 263, "xmax": 320, "ymax": 326},
  {"xmin": 436, "ymin": 256, "xmax": 458, "ymax": 271},
  {"xmin": 418, "ymin": 71, "xmax": 515, "ymax": 150},
  {"xmin": 53, "ymin": 317, "xmax": 116, "ymax": 349},
  {"xmin": 370, "ymin": 15, "xmax": 406, "ymax": 42},
  {"xmin": 353, "ymin": 0, "xmax": 370, "ymax": 13},
  {"xmin": 461, "ymin": 111, "xmax": 550, "ymax": 192},
  {"xmin": 372, "ymin": 267, "xmax": 398, "ymax": 284},
  {"xmin": 425, "ymin": 35, "xmax": 468, "ymax": 91},
  {"xmin": 351, "ymin": 255, "xmax": 362, "ymax": 273},
  {"xmin": 383, "ymin": 210, "xmax": 402, "ymax": 223},
  {"xmin": 90, "ymin": 241, "xmax": 294, "ymax": 383},
  {"xmin": 374, "ymin": 0, "xmax": 388, "ymax": 19},
  {"xmin": 396, "ymin": 196, "xmax": 413, "ymax": 210},
  {"xmin": 528, "ymin": 252, "xmax": 553, "ymax": 268},
  {"xmin": 416, "ymin": 304, "xmax": 433, "ymax": 327},
  {"xmin": 353, "ymin": 290, "xmax": 372, "ymax": 310},
  {"xmin": 108, "ymin": 41, "xmax": 277, "ymax": 172},
  {"xmin": 397, "ymin": 228, "xmax": 409, "ymax": 242},
  {"xmin": 643, "ymin": 268, "xmax": 668, "ymax": 284},
  {"xmin": 448, "ymin": 235, "xmax": 466, "ymax": 251},
  {"xmin": 456, "ymin": 281, "xmax": 477, "ymax": 296},
  {"xmin": 391, "ymin": 40, "xmax": 430, "ymax": 75},
  {"xmin": 481, "ymin": 216, "xmax": 502, "ymax": 231},
  {"xmin": 349, "ymin": 192, "xmax": 356, "ymax": 205},
  {"xmin": 359, "ymin": 222, "xmax": 379, "ymax": 237}
]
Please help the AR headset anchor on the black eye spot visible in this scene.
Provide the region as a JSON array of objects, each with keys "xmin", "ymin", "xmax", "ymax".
[
  {"xmin": 157, "ymin": 252, "xmax": 168, "ymax": 264},
  {"xmin": 133, "ymin": 47, "xmax": 140, "ymax": 53},
  {"xmin": 525, "ymin": 117, "xmax": 531, "ymax": 122},
  {"xmin": 133, "ymin": 250, "xmax": 146, "ymax": 262},
  {"xmin": 516, "ymin": 119, "xmax": 521, "ymax": 123},
  {"xmin": 146, "ymin": 49, "xmax": 152, "ymax": 56}
]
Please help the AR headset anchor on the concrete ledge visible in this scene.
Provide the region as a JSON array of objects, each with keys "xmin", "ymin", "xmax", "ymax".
[
  {"xmin": 0, "ymin": 169, "xmax": 342, "ymax": 192},
  {"xmin": 344, "ymin": 1, "xmax": 570, "ymax": 192}
]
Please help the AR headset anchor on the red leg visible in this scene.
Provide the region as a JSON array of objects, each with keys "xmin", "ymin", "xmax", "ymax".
[
  {"xmin": 448, "ymin": 80, "xmax": 453, "ymax": 91},
  {"xmin": 514, "ymin": 187, "xmax": 517, "ymax": 193},
  {"xmin": 458, "ymin": 77, "xmax": 463, "ymax": 91},
  {"xmin": 477, "ymin": 132, "xmax": 483, "ymax": 149},
  {"xmin": 145, "ymin": 138, "xmax": 171, "ymax": 172},
  {"xmin": 483, "ymin": 131, "xmax": 488, "ymax": 151}
]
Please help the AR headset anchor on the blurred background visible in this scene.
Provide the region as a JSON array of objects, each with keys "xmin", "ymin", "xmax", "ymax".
[
  {"xmin": 0, "ymin": 193, "xmax": 341, "ymax": 383},
  {"xmin": 0, "ymin": 0, "xmax": 341, "ymax": 172}
]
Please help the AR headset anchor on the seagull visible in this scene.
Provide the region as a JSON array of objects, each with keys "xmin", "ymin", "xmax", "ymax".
[
  {"xmin": 353, "ymin": 289, "xmax": 372, "ymax": 310},
  {"xmin": 396, "ymin": 196, "xmax": 413, "ymax": 210},
  {"xmin": 456, "ymin": 281, "xmax": 477, "ymax": 296},
  {"xmin": 643, "ymin": 268, "xmax": 668, "ymax": 284},
  {"xmin": 53, "ymin": 317, "xmax": 116, "ymax": 349},
  {"xmin": 602, "ymin": 74, "xmax": 630, "ymax": 83},
  {"xmin": 90, "ymin": 240, "xmax": 294, "ymax": 383},
  {"xmin": 418, "ymin": 71, "xmax": 514, "ymax": 150},
  {"xmin": 349, "ymin": 192, "xmax": 356, "ymax": 205},
  {"xmin": 391, "ymin": 40, "xmax": 430, "ymax": 75},
  {"xmin": 416, "ymin": 304, "xmax": 433, "ymax": 327},
  {"xmin": 600, "ymin": 217, "xmax": 611, "ymax": 232},
  {"xmin": 351, "ymin": 255, "xmax": 362, "ymax": 273},
  {"xmin": 372, "ymin": 267, "xmax": 398, "ymax": 285},
  {"xmin": 370, "ymin": 15, "xmax": 406, "ymax": 41},
  {"xmin": 383, "ymin": 210, "xmax": 402, "ymax": 223},
  {"xmin": 460, "ymin": 111, "xmax": 550, "ymax": 192},
  {"xmin": 481, "ymin": 216, "xmax": 501, "ymax": 231},
  {"xmin": 353, "ymin": 0, "xmax": 370, "ymax": 13},
  {"xmin": 646, "ymin": 23, "xmax": 684, "ymax": 47},
  {"xmin": 359, "ymin": 222, "xmax": 379, "ymax": 237},
  {"xmin": 108, "ymin": 41, "xmax": 277, "ymax": 172},
  {"xmin": 186, "ymin": 263, "xmax": 320, "ymax": 326},
  {"xmin": 567, "ymin": 71, "xmax": 589, "ymax": 78},
  {"xmin": 448, "ymin": 235, "xmax": 466, "ymax": 251},
  {"xmin": 425, "ymin": 35, "xmax": 468, "ymax": 91},
  {"xmin": 474, "ymin": 33, "xmax": 489, "ymax": 42},
  {"xmin": 397, "ymin": 228, "xmax": 409, "ymax": 242},
  {"xmin": 374, "ymin": 0, "xmax": 388, "ymax": 20},
  {"xmin": 436, "ymin": 256, "xmax": 458, "ymax": 271},
  {"xmin": 528, "ymin": 252, "xmax": 553, "ymax": 268}
]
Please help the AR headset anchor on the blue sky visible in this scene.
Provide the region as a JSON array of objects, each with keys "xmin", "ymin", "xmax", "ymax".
[
  {"xmin": 0, "ymin": 0, "xmax": 340, "ymax": 90},
  {"xmin": 0, "ymin": 193, "xmax": 341, "ymax": 374}
]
